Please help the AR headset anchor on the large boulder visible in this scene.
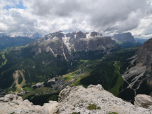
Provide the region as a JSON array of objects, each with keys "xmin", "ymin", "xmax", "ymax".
[{"xmin": 134, "ymin": 94, "xmax": 152, "ymax": 109}]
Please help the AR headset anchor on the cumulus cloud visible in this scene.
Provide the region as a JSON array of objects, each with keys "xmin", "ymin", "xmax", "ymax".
[{"xmin": 0, "ymin": 0, "xmax": 152, "ymax": 38}]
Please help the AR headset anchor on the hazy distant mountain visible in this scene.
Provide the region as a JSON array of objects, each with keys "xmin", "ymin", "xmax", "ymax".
[
  {"xmin": 0, "ymin": 35, "xmax": 36, "ymax": 50},
  {"xmin": 0, "ymin": 32, "xmax": 43, "ymax": 51},
  {"xmin": 135, "ymin": 38, "xmax": 149, "ymax": 44},
  {"xmin": 32, "ymin": 32, "xmax": 43, "ymax": 38},
  {"xmin": 0, "ymin": 33, "xmax": 6, "ymax": 37},
  {"xmin": 113, "ymin": 32, "xmax": 136, "ymax": 43}
]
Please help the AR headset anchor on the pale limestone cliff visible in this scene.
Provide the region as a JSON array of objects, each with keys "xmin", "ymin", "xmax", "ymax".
[{"xmin": 30, "ymin": 31, "xmax": 116, "ymax": 58}]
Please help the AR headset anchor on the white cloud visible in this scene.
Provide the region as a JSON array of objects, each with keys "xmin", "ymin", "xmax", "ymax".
[{"xmin": 0, "ymin": 0, "xmax": 152, "ymax": 38}]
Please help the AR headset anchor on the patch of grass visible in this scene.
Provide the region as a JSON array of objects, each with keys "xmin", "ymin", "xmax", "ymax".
[
  {"xmin": 3, "ymin": 59, "xmax": 7, "ymax": 65},
  {"xmin": 63, "ymin": 73, "xmax": 76, "ymax": 81},
  {"xmin": 34, "ymin": 87, "xmax": 49, "ymax": 93},
  {"xmin": 71, "ymin": 72, "xmax": 89, "ymax": 87},
  {"xmin": 72, "ymin": 112, "xmax": 80, "ymax": 114},
  {"xmin": 87, "ymin": 104, "xmax": 101, "ymax": 110},
  {"xmin": 22, "ymin": 87, "xmax": 49, "ymax": 99},
  {"xmin": 0, "ymin": 52, "xmax": 7, "ymax": 67},
  {"xmin": 10, "ymin": 112, "xmax": 15, "ymax": 114},
  {"xmin": 80, "ymin": 60, "xmax": 89, "ymax": 63},
  {"xmin": 23, "ymin": 87, "xmax": 34, "ymax": 91},
  {"xmin": 109, "ymin": 62, "xmax": 124, "ymax": 97},
  {"xmin": 1, "ymin": 52, "xmax": 5, "ymax": 59},
  {"xmin": 22, "ymin": 91, "xmax": 34, "ymax": 99},
  {"xmin": 62, "ymin": 70, "xmax": 81, "ymax": 81}
]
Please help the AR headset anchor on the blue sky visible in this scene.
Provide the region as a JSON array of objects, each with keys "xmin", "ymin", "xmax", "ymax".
[{"xmin": 3, "ymin": 0, "xmax": 26, "ymax": 10}]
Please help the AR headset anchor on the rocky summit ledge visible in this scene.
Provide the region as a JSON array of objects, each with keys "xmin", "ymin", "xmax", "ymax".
[{"xmin": 0, "ymin": 85, "xmax": 152, "ymax": 114}]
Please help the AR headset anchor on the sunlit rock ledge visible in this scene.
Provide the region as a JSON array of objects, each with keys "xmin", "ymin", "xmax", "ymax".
[{"xmin": 0, "ymin": 84, "xmax": 152, "ymax": 114}]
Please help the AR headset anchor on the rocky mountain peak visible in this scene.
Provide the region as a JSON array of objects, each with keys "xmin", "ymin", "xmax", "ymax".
[
  {"xmin": 137, "ymin": 38, "xmax": 152, "ymax": 65},
  {"xmin": 45, "ymin": 30, "xmax": 64, "ymax": 40},
  {"xmin": 113, "ymin": 32, "xmax": 136, "ymax": 43},
  {"xmin": 33, "ymin": 32, "xmax": 43, "ymax": 38},
  {"xmin": 134, "ymin": 38, "xmax": 152, "ymax": 86},
  {"xmin": 74, "ymin": 36, "xmax": 116, "ymax": 51},
  {"xmin": 22, "ymin": 31, "xmax": 117, "ymax": 62},
  {"xmin": 76, "ymin": 31, "xmax": 86, "ymax": 39},
  {"xmin": 90, "ymin": 31, "xmax": 101, "ymax": 37}
]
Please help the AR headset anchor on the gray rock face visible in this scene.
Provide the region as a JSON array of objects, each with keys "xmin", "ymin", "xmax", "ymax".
[
  {"xmin": 1, "ymin": 85, "xmax": 152, "ymax": 114},
  {"xmin": 76, "ymin": 31, "xmax": 86, "ymax": 39},
  {"xmin": 29, "ymin": 31, "xmax": 116, "ymax": 61},
  {"xmin": 33, "ymin": 32, "xmax": 43, "ymax": 39},
  {"xmin": 137, "ymin": 38, "xmax": 152, "ymax": 69},
  {"xmin": 31, "ymin": 37, "xmax": 69, "ymax": 56},
  {"xmin": 0, "ymin": 94, "xmax": 41, "ymax": 114},
  {"xmin": 122, "ymin": 65, "xmax": 147, "ymax": 91},
  {"xmin": 45, "ymin": 30, "xmax": 64, "ymax": 40},
  {"xmin": 74, "ymin": 36, "xmax": 116, "ymax": 51},
  {"xmin": 120, "ymin": 55, "xmax": 149, "ymax": 99},
  {"xmin": 56, "ymin": 84, "xmax": 151, "ymax": 114},
  {"xmin": 90, "ymin": 31, "xmax": 100, "ymax": 37},
  {"xmin": 113, "ymin": 32, "xmax": 136, "ymax": 43},
  {"xmin": 120, "ymin": 38, "xmax": 152, "ymax": 99},
  {"xmin": 40, "ymin": 101, "xmax": 58, "ymax": 114},
  {"xmin": 74, "ymin": 39, "xmax": 88, "ymax": 51},
  {"xmin": 68, "ymin": 31, "xmax": 87, "ymax": 45},
  {"xmin": 32, "ymin": 82, "xmax": 44, "ymax": 88},
  {"xmin": 135, "ymin": 38, "xmax": 152, "ymax": 86}
]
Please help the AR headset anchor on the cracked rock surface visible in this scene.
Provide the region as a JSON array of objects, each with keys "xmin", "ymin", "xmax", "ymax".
[
  {"xmin": 1, "ymin": 85, "xmax": 152, "ymax": 114},
  {"xmin": 56, "ymin": 84, "xmax": 151, "ymax": 114}
]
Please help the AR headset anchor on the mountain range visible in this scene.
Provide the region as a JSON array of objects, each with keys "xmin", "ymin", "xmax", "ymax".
[
  {"xmin": 0, "ymin": 35, "xmax": 36, "ymax": 51},
  {"xmin": 0, "ymin": 31, "xmax": 151, "ymax": 107},
  {"xmin": 0, "ymin": 31, "xmax": 117, "ymax": 90}
]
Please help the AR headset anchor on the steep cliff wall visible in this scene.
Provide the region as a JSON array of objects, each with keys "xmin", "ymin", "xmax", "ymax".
[
  {"xmin": 29, "ymin": 31, "xmax": 117, "ymax": 58},
  {"xmin": 113, "ymin": 32, "xmax": 136, "ymax": 43},
  {"xmin": 74, "ymin": 36, "xmax": 116, "ymax": 51},
  {"xmin": 136, "ymin": 38, "xmax": 152, "ymax": 86}
]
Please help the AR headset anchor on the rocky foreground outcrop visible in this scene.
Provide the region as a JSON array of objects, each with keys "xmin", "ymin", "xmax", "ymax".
[
  {"xmin": 135, "ymin": 94, "xmax": 152, "ymax": 110},
  {"xmin": 0, "ymin": 84, "xmax": 152, "ymax": 114},
  {"xmin": 0, "ymin": 94, "xmax": 43, "ymax": 114}
]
